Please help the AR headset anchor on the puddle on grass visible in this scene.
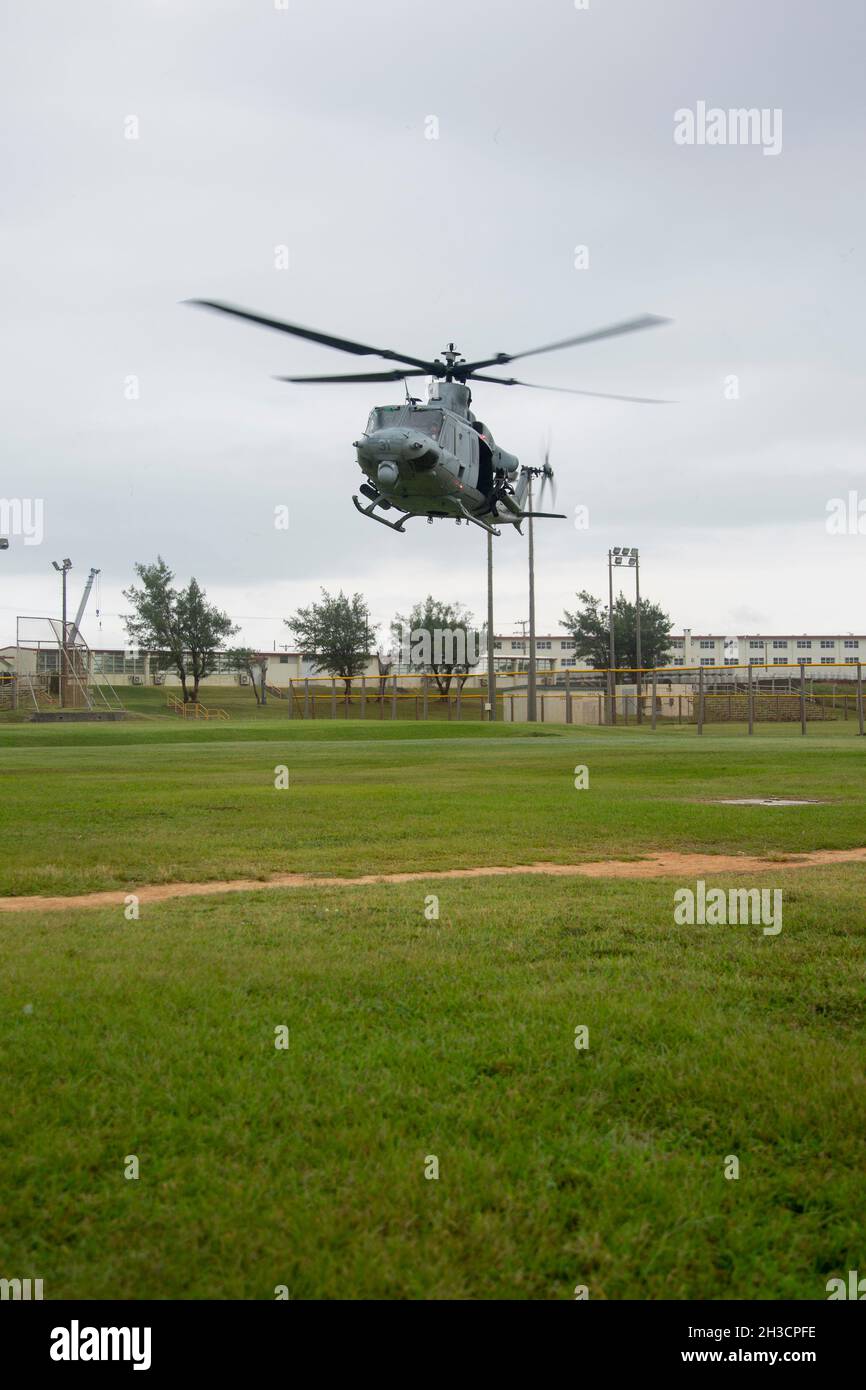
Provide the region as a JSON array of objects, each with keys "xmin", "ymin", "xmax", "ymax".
[{"xmin": 714, "ymin": 797, "xmax": 825, "ymax": 807}]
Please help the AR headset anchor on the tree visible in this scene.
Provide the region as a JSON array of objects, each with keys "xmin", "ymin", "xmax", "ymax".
[
  {"xmin": 285, "ymin": 589, "xmax": 373, "ymax": 694},
  {"xmin": 561, "ymin": 589, "xmax": 673, "ymax": 680},
  {"xmin": 391, "ymin": 596, "xmax": 477, "ymax": 694},
  {"xmin": 223, "ymin": 646, "xmax": 268, "ymax": 706},
  {"xmin": 123, "ymin": 557, "xmax": 237, "ymax": 703}
]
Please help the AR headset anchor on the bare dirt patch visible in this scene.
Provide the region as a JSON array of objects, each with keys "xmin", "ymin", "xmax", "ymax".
[
  {"xmin": 2, "ymin": 847, "xmax": 866, "ymax": 915},
  {"xmin": 713, "ymin": 798, "xmax": 826, "ymax": 807}
]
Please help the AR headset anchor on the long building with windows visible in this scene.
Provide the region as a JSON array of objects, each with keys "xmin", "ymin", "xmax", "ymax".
[
  {"xmin": 668, "ymin": 631, "xmax": 864, "ymax": 669},
  {"xmin": 2, "ymin": 628, "xmax": 864, "ymax": 692},
  {"xmin": 492, "ymin": 630, "xmax": 865, "ymax": 674}
]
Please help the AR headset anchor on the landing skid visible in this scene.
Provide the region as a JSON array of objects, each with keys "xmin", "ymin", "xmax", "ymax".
[
  {"xmin": 510, "ymin": 510, "xmax": 567, "ymax": 520},
  {"xmin": 454, "ymin": 500, "xmax": 501, "ymax": 537},
  {"xmin": 352, "ymin": 494, "xmax": 409, "ymax": 533}
]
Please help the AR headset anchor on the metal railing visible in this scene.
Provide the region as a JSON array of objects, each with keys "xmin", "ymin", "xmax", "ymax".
[{"xmin": 165, "ymin": 695, "xmax": 229, "ymax": 721}]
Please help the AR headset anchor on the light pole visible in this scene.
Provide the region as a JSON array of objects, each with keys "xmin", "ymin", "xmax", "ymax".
[
  {"xmin": 607, "ymin": 549, "xmax": 617, "ymax": 724},
  {"xmin": 611, "ymin": 547, "xmax": 640, "ymax": 720},
  {"xmin": 52, "ymin": 558, "xmax": 72, "ymax": 706},
  {"xmin": 486, "ymin": 529, "xmax": 496, "ymax": 721},
  {"xmin": 527, "ymin": 472, "xmax": 537, "ymax": 722}
]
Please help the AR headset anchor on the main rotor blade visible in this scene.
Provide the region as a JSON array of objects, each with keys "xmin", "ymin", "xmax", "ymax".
[
  {"xmin": 186, "ymin": 299, "xmax": 437, "ymax": 373},
  {"xmin": 460, "ymin": 313, "xmax": 671, "ymax": 375},
  {"xmin": 274, "ymin": 369, "xmax": 429, "ymax": 384},
  {"xmin": 470, "ymin": 373, "xmax": 673, "ymax": 404}
]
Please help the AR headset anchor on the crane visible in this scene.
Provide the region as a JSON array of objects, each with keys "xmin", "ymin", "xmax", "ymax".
[{"xmin": 70, "ymin": 567, "xmax": 100, "ymax": 640}]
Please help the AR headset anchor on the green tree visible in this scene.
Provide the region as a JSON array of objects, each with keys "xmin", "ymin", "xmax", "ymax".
[
  {"xmin": 392, "ymin": 595, "xmax": 476, "ymax": 694},
  {"xmin": 561, "ymin": 589, "xmax": 673, "ymax": 679},
  {"xmin": 285, "ymin": 589, "xmax": 373, "ymax": 694},
  {"xmin": 123, "ymin": 557, "xmax": 237, "ymax": 703},
  {"xmin": 223, "ymin": 646, "xmax": 268, "ymax": 705}
]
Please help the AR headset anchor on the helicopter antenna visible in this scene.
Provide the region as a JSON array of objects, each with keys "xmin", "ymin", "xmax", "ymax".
[{"xmin": 403, "ymin": 379, "xmax": 420, "ymax": 405}]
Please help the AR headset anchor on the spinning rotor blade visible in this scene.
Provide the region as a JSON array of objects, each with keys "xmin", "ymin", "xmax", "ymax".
[
  {"xmin": 186, "ymin": 299, "xmax": 437, "ymax": 373},
  {"xmin": 459, "ymin": 314, "xmax": 671, "ymax": 376},
  {"xmin": 539, "ymin": 435, "xmax": 556, "ymax": 508},
  {"xmin": 274, "ymin": 369, "xmax": 429, "ymax": 384},
  {"xmin": 471, "ymin": 373, "xmax": 672, "ymax": 404}
]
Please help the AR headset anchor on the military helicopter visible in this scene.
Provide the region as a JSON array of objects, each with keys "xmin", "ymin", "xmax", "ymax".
[{"xmin": 188, "ymin": 300, "xmax": 671, "ymax": 537}]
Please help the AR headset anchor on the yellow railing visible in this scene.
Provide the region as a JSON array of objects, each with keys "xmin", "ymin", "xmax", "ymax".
[{"xmin": 165, "ymin": 695, "xmax": 229, "ymax": 721}]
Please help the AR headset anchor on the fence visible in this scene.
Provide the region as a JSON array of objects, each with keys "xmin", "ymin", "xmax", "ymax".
[{"xmin": 273, "ymin": 663, "xmax": 865, "ymax": 735}]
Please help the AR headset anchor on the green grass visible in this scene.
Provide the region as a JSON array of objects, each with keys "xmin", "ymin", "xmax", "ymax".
[
  {"xmin": 2, "ymin": 870, "xmax": 864, "ymax": 1299},
  {"xmin": 0, "ymin": 721, "xmax": 864, "ymax": 897},
  {"xmin": 1, "ymin": 719, "xmax": 865, "ymax": 1299}
]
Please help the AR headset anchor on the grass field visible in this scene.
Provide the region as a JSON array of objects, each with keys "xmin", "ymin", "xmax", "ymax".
[{"xmin": 1, "ymin": 719, "xmax": 865, "ymax": 1298}]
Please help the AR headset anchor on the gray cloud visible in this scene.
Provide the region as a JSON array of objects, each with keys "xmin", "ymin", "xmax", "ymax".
[{"xmin": 2, "ymin": 0, "xmax": 864, "ymax": 648}]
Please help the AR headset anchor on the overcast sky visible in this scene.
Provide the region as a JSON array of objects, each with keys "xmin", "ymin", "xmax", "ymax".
[{"xmin": 2, "ymin": 0, "xmax": 864, "ymax": 652}]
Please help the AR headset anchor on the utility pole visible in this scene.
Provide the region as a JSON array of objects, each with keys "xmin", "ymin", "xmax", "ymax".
[
  {"xmin": 607, "ymin": 548, "xmax": 617, "ymax": 725},
  {"xmin": 52, "ymin": 558, "xmax": 72, "ymax": 707},
  {"xmin": 486, "ymin": 529, "xmax": 496, "ymax": 722},
  {"xmin": 634, "ymin": 549, "xmax": 642, "ymax": 723},
  {"xmin": 527, "ymin": 473, "xmax": 537, "ymax": 722}
]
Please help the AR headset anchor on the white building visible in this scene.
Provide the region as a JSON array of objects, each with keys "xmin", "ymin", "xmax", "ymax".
[{"xmin": 669, "ymin": 631, "xmax": 864, "ymax": 670}]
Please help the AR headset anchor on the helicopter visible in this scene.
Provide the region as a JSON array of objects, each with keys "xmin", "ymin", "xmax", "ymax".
[{"xmin": 188, "ymin": 299, "xmax": 671, "ymax": 537}]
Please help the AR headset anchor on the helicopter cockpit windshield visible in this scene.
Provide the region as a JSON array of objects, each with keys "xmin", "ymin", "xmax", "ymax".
[{"xmin": 366, "ymin": 406, "xmax": 443, "ymax": 439}]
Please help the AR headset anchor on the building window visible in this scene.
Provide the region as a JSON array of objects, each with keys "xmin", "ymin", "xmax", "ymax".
[
  {"xmin": 844, "ymin": 639, "xmax": 859, "ymax": 649},
  {"xmin": 750, "ymin": 657, "xmax": 763, "ymax": 664},
  {"xmin": 749, "ymin": 640, "xmax": 764, "ymax": 649},
  {"xmin": 672, "ymin": 658, "xmax": 684, "ymax": 666},
  {"xmin": 511, "ymin": 641, "xmax": 525, "ymax": 652},
  {"xmin": 846, "ymin": 657, "xmax": 858, "ymax": 664},
  {"xmin": 561, "ymin": 639, "xmax": 575, "ymax": 650},
  {"xmin": 669, "ymin": 639, "xmax": 684, "ymax": 649},
  {"xmin": 700, "ymin": 657, "xmax": 714, "ymax": 665},
  {"xmin": 724, "ymin": 658, "xmax": 737, "ymax": 665},
  {"xmin": 796, "ymin": 640, "xmax": 811, "ymax": 649},
  {"xmin": 493, "ymin": 642, "xmax": 501, "ymax": 650},
  {"xmin": 537, "ymin": 641, "xmax": 551, "ymax": 650},
  {"xmin": 820, "ymin": 640, "xmax": 834, "ymax": 649},
  {"xmin": 821, "ymin": 657, "xmax": 835, "ymax": 665},
  {"xmin": 93, "ymin": 651, "xmax": 127, "ymax": 675},
  {"xmin": 772, "ymin": 640, "xmax": 788, "ymax": 649},
  {"xmin": 279, "ymin": 654, "xmax": 288, "ymax": 663},
  {"xmin": 699, "ymin": 640, "xmax": 715, "ymax": 649},
  {"xmin": 773, "ymin": 657, "xmax": 787, "ymax": 665}
]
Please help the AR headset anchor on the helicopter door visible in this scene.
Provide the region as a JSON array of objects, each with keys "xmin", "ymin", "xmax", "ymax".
[{"xmin": 476, "ymin": 434, "xmax": 493, "ymax": 496}]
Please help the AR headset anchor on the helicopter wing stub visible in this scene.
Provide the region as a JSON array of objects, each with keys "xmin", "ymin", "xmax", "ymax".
[
  {"xmin": 186, "ymin": 299, "xmax": 437, "ymax": 373},
  {"xmin": 458, "ymin": 314, "xmax": 671, "ymax": 375},
  {"xmin": 274, "ymin": 369, "xmax": 429, "ymax": 384},
  {"xmin": 469, "ymin": 373, "xmax": 673, "ymax": 404}
]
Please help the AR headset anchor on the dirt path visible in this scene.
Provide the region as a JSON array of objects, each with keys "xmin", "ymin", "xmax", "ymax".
[{"xmin": 2, "ymin": 847, "xmax": 866, "ymax": 914}]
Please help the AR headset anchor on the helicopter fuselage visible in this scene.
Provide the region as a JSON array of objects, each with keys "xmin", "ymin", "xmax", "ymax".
[{"xmin": 352, "ymin": 381, "xmax": 524, "ymax": 533}]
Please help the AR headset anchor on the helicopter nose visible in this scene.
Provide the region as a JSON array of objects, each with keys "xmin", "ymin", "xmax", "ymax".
[{"xmin": 377, "ymin": 460, "xmax": 399, "ymax": 489}]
